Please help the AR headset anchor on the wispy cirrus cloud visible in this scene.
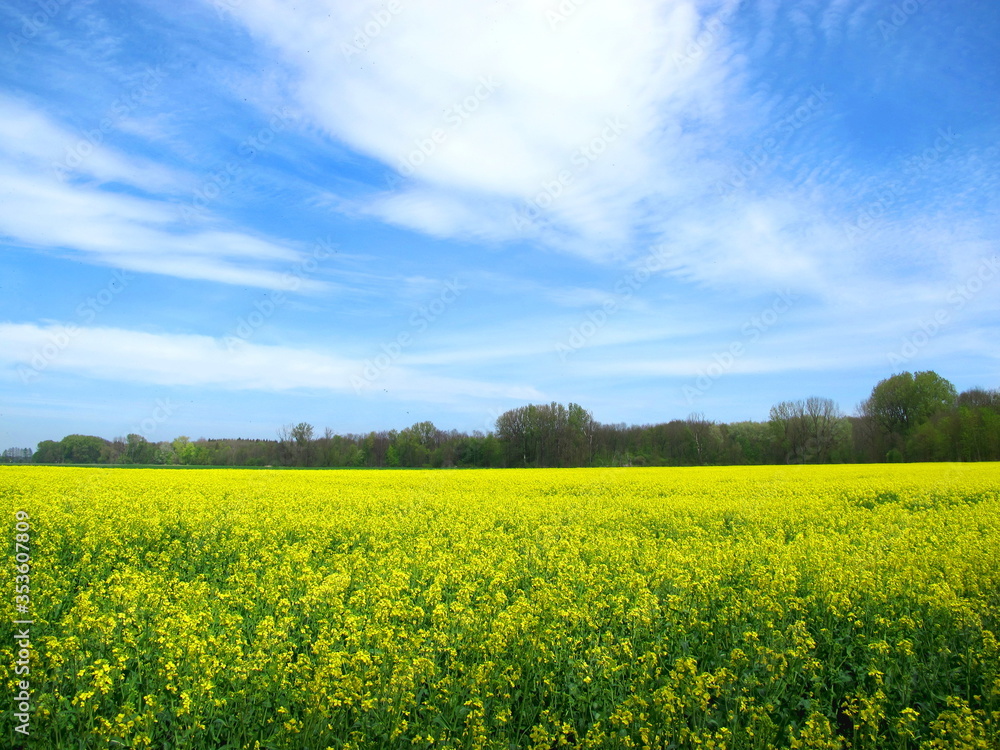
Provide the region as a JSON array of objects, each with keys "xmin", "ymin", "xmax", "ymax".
[
  {"xmin": 0, "ymin": 94, "xmax": 333, "ymax": 292},
  {"xmin": 216, "ymin": 0, "xmax": 998, "ymax": 307},
  {"xmin": 0, "ymin": 323, "xmax": 544, "ymax": 403},
  {"xmin": 222, "ymin": 0, "xmax": 730, "ymax": 253}
]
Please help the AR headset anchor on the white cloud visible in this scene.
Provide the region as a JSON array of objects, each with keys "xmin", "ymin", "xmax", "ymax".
[
  {"xmin": 223, "ymin": 0, "xmax": 982, "ymax": 306},
  {"xmin": 0, "ymin": 93, "xmax": 183, "ymax": 193},
  {"xmin": 0, "ymin": 95, "xmax": 333, "ymax": 292},
  {"xmin": 223, "ymin": 0, "xmax": 742, "ymax": 257},
  {"xmin": 0, "ymin": 323, "xmax": 544, "ymax": 402}
]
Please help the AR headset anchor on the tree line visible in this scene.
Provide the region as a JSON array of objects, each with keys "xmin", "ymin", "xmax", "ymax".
[{"xmin": 7, "ymin": 371, "xmax": 998, "ymax": 468}]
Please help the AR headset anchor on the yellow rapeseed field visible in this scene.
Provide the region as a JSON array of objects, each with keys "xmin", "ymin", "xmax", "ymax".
[{"xmin": 1, "ymin": 464, "xmax": 998, "ymax": 749}]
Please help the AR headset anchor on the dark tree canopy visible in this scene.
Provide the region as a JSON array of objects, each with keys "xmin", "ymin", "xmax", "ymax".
[
  {"xmin": 59, "ymin": 434, "xmax": 106, "ymax": 464},
  {"xmin": 861, "ymin": 371, "xmax": 956, "ymax": 435},
  {"xmin": 495, "ymin": 402, "xmax": 594, "ymax": 468}
]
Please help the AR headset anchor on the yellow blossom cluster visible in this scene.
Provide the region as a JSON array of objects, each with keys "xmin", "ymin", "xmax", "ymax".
[{"xmin": 1, "ymin": 463, "xmax": 998, "ymax": 749}]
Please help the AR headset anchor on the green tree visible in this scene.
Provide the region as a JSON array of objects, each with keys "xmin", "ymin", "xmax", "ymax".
[
  {"xmin": 725, "ymin": 421, "xmax": 774, "ymax": 464},
  {"xmin": 291, "ymin": 422, "xmax": 315, "ymax": 465},
  {"xmin": 122, "ymin": 434, "xmax": 158, "ymax": 464},
  {"xmin": 859, "ymin": 371, "xmax": 956, "ymax": 460},
  {"xmin": 685, "ymin": 413, "xmax": 721, "ymax": 465},
  {"xmin": 171, "ymin": 436, "xmax": 190, "ymax": 465},
  {"xmin": 171, "ymin": 436, "xmax": 209, "ymax": 465},
  {"xmin": 907, "ymin": 417, "xmax": 952, "ymax": 462},
  {"xmin": 386, "ymin": 444, "xmax": 400, "ymax": 467},
  {"xmin": 60, "ymin": 434, "xmax": 106, "ymax": 464},
  {"xmin": 33, "ymin": 440, "xmax": 63, "ymax": 463}
]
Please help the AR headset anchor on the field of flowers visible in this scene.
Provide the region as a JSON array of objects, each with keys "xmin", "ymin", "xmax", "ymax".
[{"xmin": 1, "ymin": 464, "xmax": 999, "ymax": 749}]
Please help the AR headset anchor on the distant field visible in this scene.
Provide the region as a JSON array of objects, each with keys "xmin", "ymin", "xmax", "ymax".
[{"xmin": 2, "ymin": 465, "xmax": 998, "ymax": 749}]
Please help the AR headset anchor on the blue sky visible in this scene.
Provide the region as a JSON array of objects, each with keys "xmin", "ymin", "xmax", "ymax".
[{"xmin": 1, "ymin": 0, "xmax": 998, "ymax": 448}]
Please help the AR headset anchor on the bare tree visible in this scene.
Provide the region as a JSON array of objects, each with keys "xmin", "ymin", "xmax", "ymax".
[
  {"xmin": 771, "ymin": 397, "xmax": 843, "ymax": 463},
  {"xmin": 685, "ymin": 412, "xmax": 715, "ymax": 464}
]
